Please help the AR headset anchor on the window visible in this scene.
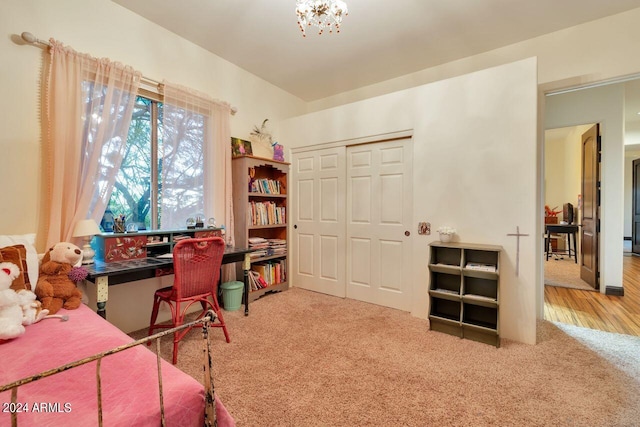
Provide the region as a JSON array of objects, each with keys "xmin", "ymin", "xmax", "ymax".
[
  {"xmin": 102, "ymin": 91, "xmax": 162, "ymax": 231},
  {"xmin": 102, "ymin": 87, "xmax": 215, "ymax": 232}
]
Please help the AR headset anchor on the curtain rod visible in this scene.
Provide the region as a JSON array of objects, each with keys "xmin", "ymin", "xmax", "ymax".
[{"xmin": 20, "ymin": 31, "xmax": 238, "ymax": 115}]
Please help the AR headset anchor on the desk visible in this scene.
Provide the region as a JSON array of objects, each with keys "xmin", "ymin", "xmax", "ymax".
[
  {"xmin": 545, "ymin": 224, "xmax": 579, "ymax": 263},
  {"xmin": 85, "ymin": 246, "xmax": 253, "ymax": 319}
]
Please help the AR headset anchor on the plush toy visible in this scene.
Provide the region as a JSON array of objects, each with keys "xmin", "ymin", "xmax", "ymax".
[
  {"xmin": 20, "ymin": 290, "xmax": 49, "ymax": 325},
  {"xmin": 35, "ymin": 242, "xmax": 83, "ymax": 315},
  {"xmin": 0, "ymin": 262, "xmax": 26, "ymax": 340}
]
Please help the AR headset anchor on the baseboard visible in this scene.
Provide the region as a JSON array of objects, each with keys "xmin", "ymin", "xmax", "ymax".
[{"xmin": 605, "ymin": 286, "xmax": 625, "ymax": 296}]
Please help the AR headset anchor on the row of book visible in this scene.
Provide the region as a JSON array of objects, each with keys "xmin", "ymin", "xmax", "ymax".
[
  {"xmin": 248, "ymin": 201, "xmax": 286, "ymax": 226},
  {"xmin": 249, "ymin": 259, "xmax": 287, "ymax": 291},
  {"xmin": 248, "ymin": 237, "xmax": 287, "ymax": 259},
  {"xmin": 250, "ymin": 178, "xmax": 282, "ymax": 195}
]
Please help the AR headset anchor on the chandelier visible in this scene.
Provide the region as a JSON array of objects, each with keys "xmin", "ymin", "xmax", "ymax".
[{"xmin": 296, "ymin": 0, "xmax": 349, "ymax": 36}]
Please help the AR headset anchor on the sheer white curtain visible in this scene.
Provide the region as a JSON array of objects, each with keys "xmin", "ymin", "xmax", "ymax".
[
  {"xmin": 161, "ymin": 81, "xmax": 234, "ymax": 246},
  {"xmin": 44, "ymin": 40, "xmax": 141, "ymax": 247}
]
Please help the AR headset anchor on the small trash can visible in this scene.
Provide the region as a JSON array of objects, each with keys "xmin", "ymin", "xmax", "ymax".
[{"xmin": 220, "ymin": 281, "xmax": 244, "ymax": 311}]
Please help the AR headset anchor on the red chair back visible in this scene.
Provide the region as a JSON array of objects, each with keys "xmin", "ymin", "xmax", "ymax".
[{"xmin": 172, "ymin": 237, "xmax": 225, "ymax": 300}]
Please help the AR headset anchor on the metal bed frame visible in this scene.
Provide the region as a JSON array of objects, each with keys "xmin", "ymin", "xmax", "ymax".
[{"xmin": 0, "ymin": 311, "xmax": 220, "ymax": 427}]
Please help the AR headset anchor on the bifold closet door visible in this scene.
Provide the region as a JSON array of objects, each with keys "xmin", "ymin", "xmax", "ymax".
[
  {"xmin": 346, "ymin": 139, "xmax": 413, "ymax": 311},
  {"xmin": 291, "ymin": 147, "xmax": 346, "ymax": 297}
]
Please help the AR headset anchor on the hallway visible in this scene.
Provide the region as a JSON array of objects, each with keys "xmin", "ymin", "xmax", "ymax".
[{"xmin": 544, "ymin": 255, "xmax": 640, "ymax": 336}]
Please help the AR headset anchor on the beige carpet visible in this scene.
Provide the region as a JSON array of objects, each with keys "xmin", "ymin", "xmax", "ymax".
[
  {"xmin": 131, "ymin": 288, "xmax": 640, "ymax": 426},
  {"xmin": 544, "ymin": 256, "xmax": 595, "ymax": 291}
]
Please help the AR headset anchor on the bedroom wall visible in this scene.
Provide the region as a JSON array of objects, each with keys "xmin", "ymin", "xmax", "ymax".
[
  {"xmin": 0, "ymin": 0, "xmax": 306, "ymax": 332},
  {"xmin": 278, "ymin": 58, "xmax": 539, "ymax": 345},
  {"xmin": 308, "ymin": 7, "xmax": 640, "ymax": 112}
]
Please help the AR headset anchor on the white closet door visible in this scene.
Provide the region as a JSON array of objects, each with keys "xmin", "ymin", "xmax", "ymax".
[
  {"xmin": 346, "ymin": 139, "xmax": 413, "ymax": 310},
  {"xmin": 291, "ymin": 147, "xmax": 346, "ymax": 297}
]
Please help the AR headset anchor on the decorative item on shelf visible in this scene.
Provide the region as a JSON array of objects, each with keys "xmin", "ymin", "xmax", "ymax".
[
  {"xmin": 436, "ymin": 226, "xmax": 456, "ymax": 243},
  {"xmin": 272, "ymin": 141, "xmax": 284, "ymax": 162},
  {"xmin": 296, "ymin": 0, "xmax": 348, "ymax": 36},
  {"xmin": 208, "ymin": 217, "xmax": 217, "ymax": 228},
  {"xmin": 250, "ymin": 119, "xmax": 274, "ymax": 159},
  {"xmin": 186, "ymin": 217, "xmax": 196, "ymax": 229},
  {"xmin": 113, "ymin": 215, "xmax": 126, "ymax": 233},
  {"xmin": 126, "ymin": 223, "xmax": 138, "ymax": 233},
  {"xmin": 72, "ymin": 219, "xmax": 102, "ymax": 265},
  {"xmin": 195, "ymin": 216, "xmax": 204, "ymax": 228},
  {"xmin": 101, "ymin": 208, "xmax": 114, "ymax": 232},
  {"xmin": 545, "ymin": 205, "xmax": 561, "ymax": 218},
  {"xmin": 231, "ymin": 137, "xmax": 253, "ymax": 158}
]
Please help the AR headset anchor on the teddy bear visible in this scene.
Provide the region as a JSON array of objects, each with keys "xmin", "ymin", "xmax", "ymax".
[
  {"xmin": 35, "ymin": 242, "xmax": 84, "ymax": 315},
  {"xmin": 0, "ymin": 262, "xmax": 26, "ymax": 340}
]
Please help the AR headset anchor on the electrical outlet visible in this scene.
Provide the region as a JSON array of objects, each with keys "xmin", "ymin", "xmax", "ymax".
[{"xmin": 418, "ymin": 222, "xmax": 430, "ymax": 235}]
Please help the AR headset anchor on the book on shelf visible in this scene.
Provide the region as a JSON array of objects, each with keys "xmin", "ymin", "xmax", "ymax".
[
  {"xmin": 465, "ymin": 262, "xmax": 496, "ymax": 272},
  {"xmin": 250, "ymin": 178, "xmax": 282, "ymax": 195},
  {"xmin": 248, "ymin": 202, "xmax": 286, "ymax": 226},
  {"xmin": 251, "ymin": 259, "xmax": 287, "ymax": 288}
]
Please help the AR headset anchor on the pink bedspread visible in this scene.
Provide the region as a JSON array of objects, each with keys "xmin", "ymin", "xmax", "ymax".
[{"xmin": 0, "ymin": 304, "xmax": 234, "ymax": 427}]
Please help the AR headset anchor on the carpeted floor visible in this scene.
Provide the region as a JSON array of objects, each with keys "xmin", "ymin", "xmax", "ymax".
[
  {"xmin": 131, "ymin": 288, "xmax": 640, "ymax": 427},
  {"xmin": 544, "ymin": 256, "xmax": 595, "ymax": 291}
]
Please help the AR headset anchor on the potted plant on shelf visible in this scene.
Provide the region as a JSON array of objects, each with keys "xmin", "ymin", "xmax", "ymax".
[{"xmin": 437, "ymin": 226, "xmax": 456, "ymax": 243}]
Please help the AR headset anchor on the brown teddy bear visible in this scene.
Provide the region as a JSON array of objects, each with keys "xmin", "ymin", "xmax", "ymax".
[{"xmin": 35, "ymin": 242, "xmax": 84, "ymax": 314}]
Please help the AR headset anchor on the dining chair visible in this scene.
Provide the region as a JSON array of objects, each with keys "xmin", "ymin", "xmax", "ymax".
[{"xmin": 148, "ymin": 237, "xmax": 230, "ymax": 364}]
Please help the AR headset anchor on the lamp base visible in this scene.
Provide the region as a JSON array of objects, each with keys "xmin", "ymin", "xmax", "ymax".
[{"xmin": 81, "ymin": 242, "xmax": 95, "ymax": 265}]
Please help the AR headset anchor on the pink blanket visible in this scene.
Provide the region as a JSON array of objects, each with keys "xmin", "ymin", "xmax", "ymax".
[{"xmin": 0, "ymin": 304, "xmax": 234, "ymax": 427}]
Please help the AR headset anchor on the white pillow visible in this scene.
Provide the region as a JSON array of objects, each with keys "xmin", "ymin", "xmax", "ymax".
[{"xmin": 0, "ymin": 233, "xmax": 39, "ymax": 290}]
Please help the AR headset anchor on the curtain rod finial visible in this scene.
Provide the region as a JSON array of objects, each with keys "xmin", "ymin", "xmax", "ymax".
[
  {"xmin": 230, "ymin": 106, "xmax": 238, "ymax": 116},
  {"xmin": 21, "ymin": 32, "xmax": 37, "ymax": 43}
]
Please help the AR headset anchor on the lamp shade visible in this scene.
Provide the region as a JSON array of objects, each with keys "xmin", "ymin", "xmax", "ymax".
[{"xmin": 72, "ymin": 219, "xmax": 102, "ymax": 237}]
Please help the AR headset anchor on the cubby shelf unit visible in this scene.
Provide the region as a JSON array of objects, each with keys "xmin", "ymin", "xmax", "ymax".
[{"xmin": 428, "ymin": 241, "xmax": 502, "ymax": 347}]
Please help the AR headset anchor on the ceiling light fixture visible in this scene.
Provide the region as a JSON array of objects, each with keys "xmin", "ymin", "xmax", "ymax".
[{"xmin": 296, "ymin": 0, "xmax": 348, "ymax": 37}]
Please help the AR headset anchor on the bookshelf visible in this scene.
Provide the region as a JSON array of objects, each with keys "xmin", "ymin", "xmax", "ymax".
[
  {"xmin": 428, "ymin": 241, "xmax": 502, "ymax": 347},
  {"xmin": 232, "ymin": 155, "xmax": 289, "ymax": 302},
  {"xmin": 93, "ymin": 228, "xmax": 222, "ymax": 262}
]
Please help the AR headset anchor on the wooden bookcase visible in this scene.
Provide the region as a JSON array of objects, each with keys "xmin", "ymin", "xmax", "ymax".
[
  {"xmin": 428, "ymin": 241, "xmax": 502, "ymax": 347},
  {"xmin": 232, "ymin": 155, "xmax": 289, "ymax": 302}
]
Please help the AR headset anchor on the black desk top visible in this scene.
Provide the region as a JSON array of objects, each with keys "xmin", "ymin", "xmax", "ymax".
[
  {"xmin": 86, "ymin": 246, "xmax": 252, "ymax": 279},
  {"xmin": 545, "ymin": 223, "xmax": 579, "ymax": 233}
]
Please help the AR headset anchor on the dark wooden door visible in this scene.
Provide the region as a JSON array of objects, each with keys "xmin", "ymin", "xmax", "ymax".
[
  {"xmin": 580, "ymin": 124, "xmax": 599, "ymax": 289},
  {"xmin": 632, "ymin": 159, "xmax": 640, "ymax": 254}
]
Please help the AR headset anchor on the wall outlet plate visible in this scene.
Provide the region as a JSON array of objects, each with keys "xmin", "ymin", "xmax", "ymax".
[{"xmin": 418, "ymin": 222, "xmax": 430, "ymax": 235}]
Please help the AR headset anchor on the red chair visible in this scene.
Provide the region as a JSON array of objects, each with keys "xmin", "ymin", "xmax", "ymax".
[{"xmin": 148, "ymin": 237, "xmax": 230, "ymax": 364}]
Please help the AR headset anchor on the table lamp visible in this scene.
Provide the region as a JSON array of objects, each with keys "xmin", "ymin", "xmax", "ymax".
[{"xmin": 72, "ymin": 219, "xmax": 102, "ymax": 264}]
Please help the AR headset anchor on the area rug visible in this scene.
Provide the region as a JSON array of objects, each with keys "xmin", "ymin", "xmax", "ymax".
[{"xmin": 544, "ymin": 256, "xmax": 595, "ymax": 291}]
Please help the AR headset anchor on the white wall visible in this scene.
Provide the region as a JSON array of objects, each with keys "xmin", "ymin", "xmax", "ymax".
[
  {"xmin": 545, "ymin": 84, "xmax": 625, "ymax": 292},
  {"xmin": 309, "ymin": 8, "xmax": 640, "ymax": 112},
  {"xmin": 0, "ymin": 0, "xmax": 306, "ymax": 332},
  {"xmin": 279, "ymin": 58, "xmax": 539, "ymax": 345}
]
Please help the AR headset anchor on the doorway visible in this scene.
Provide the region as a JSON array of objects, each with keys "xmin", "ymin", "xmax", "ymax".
[{"xmin": 543, "ymin": 124, "xmax": 598, "ymax": 291}]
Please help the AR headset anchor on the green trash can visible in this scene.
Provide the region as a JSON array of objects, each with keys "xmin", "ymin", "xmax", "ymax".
[{"xmin": 220, "ymin": 281, "xmax": 244, "ymax": 311}]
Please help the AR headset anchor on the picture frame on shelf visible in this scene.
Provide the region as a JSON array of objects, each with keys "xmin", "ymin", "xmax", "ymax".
[{"xmin": 231, "ymin": 137, "xmax": 253, "ymax": 157}]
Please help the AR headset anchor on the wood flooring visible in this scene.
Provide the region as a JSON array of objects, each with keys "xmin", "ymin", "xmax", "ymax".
[{"xmin": 544, "ymin": 255, "xmax": 640, "ymax": 336}]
